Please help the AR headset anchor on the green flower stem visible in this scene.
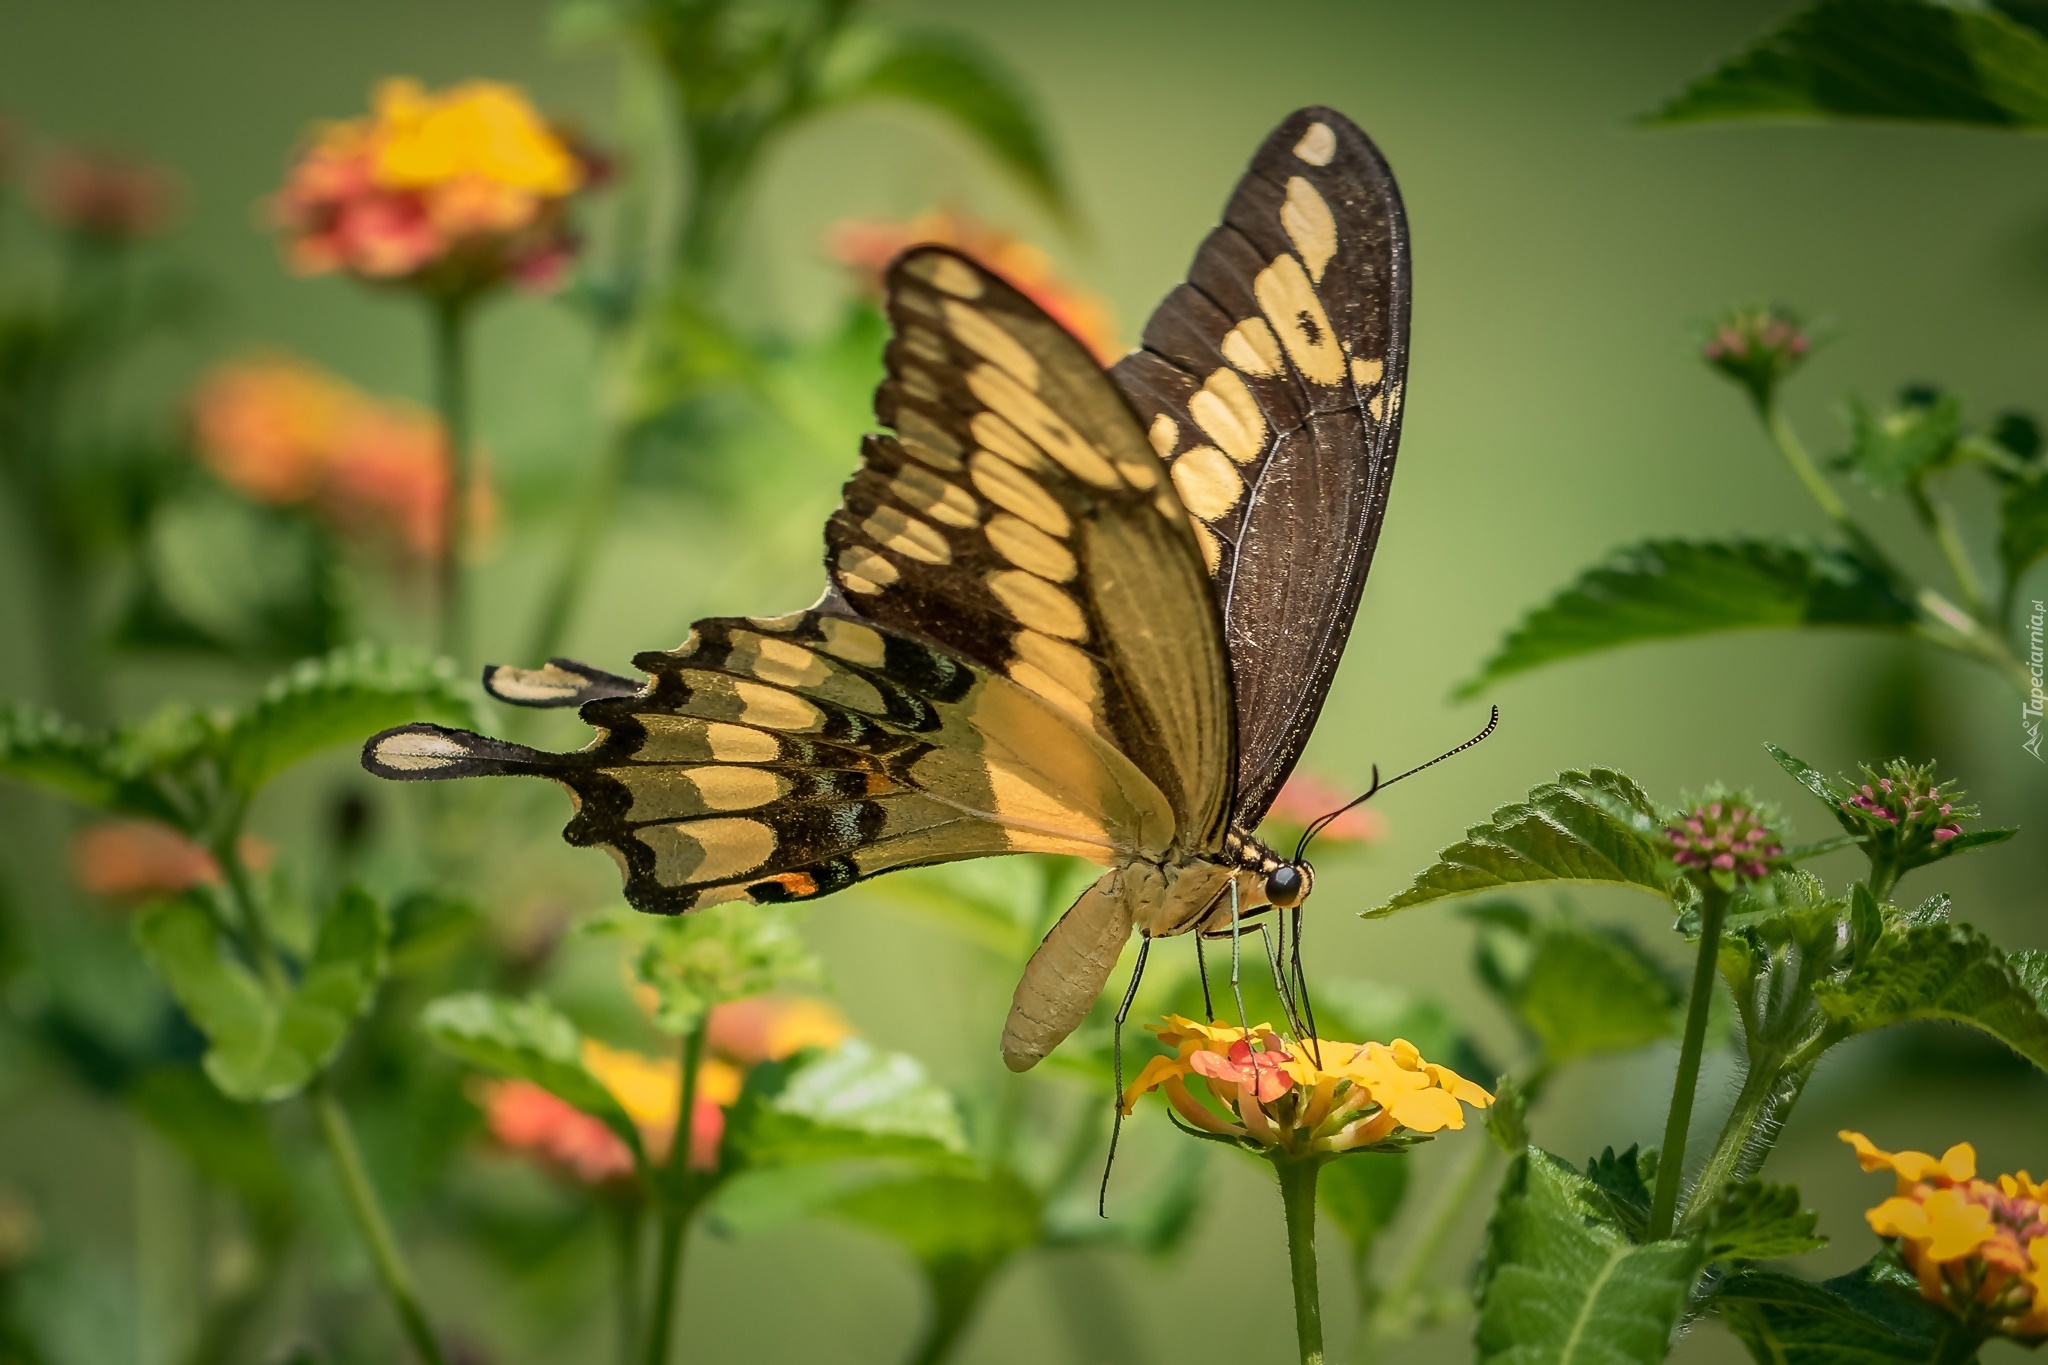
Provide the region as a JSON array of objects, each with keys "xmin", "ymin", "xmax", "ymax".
[
  {"xmin": 1648, "ymin": 883, "xmax": 1730, "ymax": 1241},
  {"xmin": 1762, "ymin": 404, "xmax": 1851, "ymax": 527},
  {"xmin": 215, "ymin": 829, "xmax": 289, "ymax": 994},
  {"xmin": 1274, "ymin": 1153, "xmax": 1326, "ymax": 1365},
  {"xmin": 1679, "ymin": 1056, "xmax": 1818, "ymax": 1230},
  {"xmin": 312, "ymin": 1080, "xmax": 448, "ymax": 1365},
  {"xmin": 643, "ymin": 1020, "xmax": 709, "ymax": 1365},
  {"xmin": 1365, "ymin": 1137, "xmax": 1497, "ymax": 1349},
  {"xmin": 610, "ymin": 1202, "xmax": 646, "ymax": 1365},
  {"xmin": 1910, "ymin": 484, "xmax": 1988, "ymax": 619},
  {"xmin": 1911, "ymin": 587, "xmax": 2036, "ymax": 693},
  {"xmin": 429, "ymin": 296, "xmax": 475, "ymax": 667}
]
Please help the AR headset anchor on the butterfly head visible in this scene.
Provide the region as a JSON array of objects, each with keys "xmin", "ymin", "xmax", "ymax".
[{"xmin": 1264, "ymin": 859, "xmax": 1313, "ymax": 909}]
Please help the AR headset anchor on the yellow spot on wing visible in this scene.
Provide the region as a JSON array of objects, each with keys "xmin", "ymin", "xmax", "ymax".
[
  {"xmin": 1221, "ymin": 318, "xmax": 1283, "ymax": 377},
  {"xmin": 1189, "ymin": 369, "xmax": 1268, "ymax": 464},
  {"xmin": 837, "ymin": 545, "xmax": 899, "ymax": 588},
  {"xmin": 966, "ymin": 366, "xmax": 1121, "ymax": 488},
  {"xmin": 1283, "ymin": 176, "xmax": 1338, "ymax": 284},
  {"xmin": 901, "ymin": 325, "xmax": 948, "ymax": 365},
  {"xmin": 1351, "ymin": 356, "xmax": 1384, "ymax": 388},
  {"xmin": 889, "ymin": 464, "xmax": 979, "ymax": 528},
  {"xmin": 1255, "ymin": 254, "xmax": 1343, "ymax": 385},
  {"xmin": 1148, "ymin": 414, "xmax": 1179, "ymax": 458},
  {"xmin": 816, "ymin": 616, "xmax": 886, "ymax": 667},
  {"xmin": 734, "ymin": 680, "xmax": 823, "ymax": 731},
  {"xmin": 969, "ymin": 451, "xmax": 1070, "ymax": 536},
  {"xmin": 988, "ymin": 569, "xmax": 1088, "ymax": 640},
  {"xmin": 641, "ymin": 818, "xmax": 777, "ymax": 884},
  {"xmin": 687, "ymin": 766, "xmax": 786, "ymax": 811},
  {"xmin": 985, "ymin": 514, "xmax": 1078, "ymax": 582},
  {"xmin": 746, "ymin": 635, "xmax": 831, "ymax": 688},
  {"xmin": 941, "ymin": 299, "xmax": 1041, "ymax": 389},
  {"xmin": 916, "ymin": 254, "xmax": 984, "ymax": 299},
  {"xmin": 861, "ymin": 505, "xmax": 951, "ymax": 565},
  {"xmin": 706, "ymin": 722, "xmax": 778, "ymax": 762},
  {"xmin": 894, "ymin": 410, "xmax": 964, "ymax": 471},
  {"xmin": 1011, "ymin": 629, "xmax": 1098, "ymax": 708},
  {"xmin": 971, "ymin": 410, "xmax": 1048, "ymax": 472},
  {"xmin": 1188, "ymin": 515, "xmax": 1223, "ymax": 573},
  {"xmin": 1170, "ymin": 445, "xmax": 1245, "ymax": 521},
  {"xmin": 1294, "ymin": 121, "xmax": 1336, "ymax": 166},
  {"xmin": 372, "ymin": 730, "xmax": 472, "ymax": 771}
]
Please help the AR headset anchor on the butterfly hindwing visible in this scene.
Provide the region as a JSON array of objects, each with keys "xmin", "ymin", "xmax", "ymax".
[
  {"xmin": 364, "ymin": 609, "xmax": 1177, "ymax": 912},
  {"xmin": 1111, "ymin": 107, "xmax": 1410, "ymax": 826},
  {"xmin": 825, "ymin": 247, "xmax": 1235, "ymax": 853}
]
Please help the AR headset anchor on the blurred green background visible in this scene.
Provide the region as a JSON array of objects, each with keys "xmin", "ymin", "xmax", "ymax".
[{"xmin": 2, "ymin": 1, "xmax": 2045, "ymax": 1361}]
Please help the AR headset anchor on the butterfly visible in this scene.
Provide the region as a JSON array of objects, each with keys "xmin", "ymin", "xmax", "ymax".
[{"xmin": 363, "ymin": 106, "xmax": 1410, "ymax": 1073}]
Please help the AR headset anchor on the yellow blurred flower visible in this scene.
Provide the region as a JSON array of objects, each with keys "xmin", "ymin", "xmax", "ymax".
[
  {"xmin": 1122, "ymin": 1015, "xmax": 1490, "ymax": 1156},
  {"xmin": 827, "ymin": 209, "xmax": 1118, "ymax": 362},
  {"xmin": 273, "ymin": 78, "xmax": 600, "ymax": 297},
  {"xmin": 1842, "ymin": 1131, "xmax": 2048, "ymax": 1341}
]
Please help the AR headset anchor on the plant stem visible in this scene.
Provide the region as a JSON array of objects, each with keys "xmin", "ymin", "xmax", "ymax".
[
  {"xmin": 1366, "ymin": 1138, "xmax": 1497, "ymax": 1348},
  {"xmin": 429, "ymin": 296, "xmax": 474, "ymax": 667},
  {"xmin": 1648, "ymin": 884, "xmax": 1729, "ymax": 1241},
  {"xmin": 1274, "ymin": 1154, "xmax": 1326, "ymax": 1365},
  {"xmin": 1679, "ymin": 1057, "xmax": 1815, "ymax": 1229},
  {"xmin": 904, "ymin": 1259, "xmax": 995, "ymax": 1365},
  {"xmin": 215, "ymin": 829, "xmax": 289, "ymax": 993},
  {"xmin": 1762, "ymin": 404, "xmax": 1850, "ymax": 527},
  {"xmin": 312, "ymin": 1081, "xmax": 448, "ymax": 1365},
  {"xmin": 643, "ymin": 1021, "xmax": 708, "ymax": 1365},
  {"xmin": 1910, "ymin": 484, "xmax": 1988, "ymax": 619},
  {"xmin": 611, "ymin": 1202, "xmax": 645, "ymax": 1365}
]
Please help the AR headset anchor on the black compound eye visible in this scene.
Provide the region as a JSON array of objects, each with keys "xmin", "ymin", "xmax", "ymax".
[{"xmin": 1265, "ymin": 864, "xmax": 1305, "ymax": 908}]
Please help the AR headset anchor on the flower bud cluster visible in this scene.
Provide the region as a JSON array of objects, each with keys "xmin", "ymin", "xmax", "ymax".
[
  {"xmin": 1665, "ymin": 793, "xmax": 1787, "ymax": 887},
  {"xmin": 1701, "ymin": 305, "xmax": 1810, "ymax": 407}
]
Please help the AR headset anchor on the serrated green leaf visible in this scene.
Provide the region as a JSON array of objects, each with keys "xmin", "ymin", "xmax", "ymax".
[
  {"xmin": 1765, "ymin": 743, "xmax": 1863, "ymax": 840},
  {"xmin": 1644, "ymin": 0, "xmax": 2048, "ymax": 130},
  {"xmin": 138, "ymin": 889, "xmax": 388, "ymax": 1102},
  {"xmin": 1474, "ymin": 909, "xmax": 1683, "ymax": 1063},
  {"xmin": 0, "ymin": 703, "xmax": 179, "ymax": 822},
  {"xmin": 1714, "ymin": 1260, "xmax": 1973, "ymax": 1364},
  {"xmin": 1581, "ymin": 1145, "xmax": 1657, "ymax": 1243},
  {"xmin": 826, "ymin": 29, "xmax": 1069, "ymax": 225},
  {"xmin": 1475, "ymin": 1150, "xmax": 1708, "ymax": 1365},
  {"xmin": 1999, "ymin": 473, "xmax": 2048, "ymax": 588},
  {"xmin": 1486, "ymin": 1075, "xmax": 1530, "ymax": 1154},
  {"xmin": 724, "ymin": 1039, "xmax": 967, "ymax": 1177},
  {"xmin": 420, "ymin": 991, "xmax": 642, "ymax": 1156},
  {"xmin": 1835, "ymin": 391, "xmax": 1963, "ymax": 494},
  {"xmin": 1366, "ymin": 770, "xmax": 1669, "ymax": 918},
  {"xmin": 219, "ymin": 643, "xmax": 473, "ymax": 799},
  {"xmin": 1705, "ymin": 1180, "xmax": 1826, "ymax": 1262},
  {"xmin": 1458, "ymin": 539, "xmax": 1914, "ymax": 699},
  {"xmin": 1819, "ymin": 922, "xmax": 2048, "ymax": 1070}
]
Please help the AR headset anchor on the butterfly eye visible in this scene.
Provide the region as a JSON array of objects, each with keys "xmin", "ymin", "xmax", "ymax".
[{"xmin": 1265, "ymin": 863, "xmax": 1308, "ymax": 908}]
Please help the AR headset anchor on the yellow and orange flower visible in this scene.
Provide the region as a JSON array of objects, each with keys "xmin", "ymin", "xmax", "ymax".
[
  {"xmin": 705, "ymin": 993, "xmax": 851, "ymax": 1066},
  {"xmin": 827, "ymin": 209, "xmax": 1118, "ymax": 362},
  {"xmin": 481, "ymin": 1040, "xmax": 740, "ymax": 1188},
  {"xmin": 272, "ymin": 78, "xmax": 600, "ymax": 297},
  {"xmin": 1122, "ymin": 1015, "xmax": 1490, "ymax": 1155},
  {"xmin": 191, "ymin": 354, "xmax": 494, "ymax": 559},
  {"xmin": 1842, "ymin": 1131, "xmax": 2048, "ymax": 1341}
]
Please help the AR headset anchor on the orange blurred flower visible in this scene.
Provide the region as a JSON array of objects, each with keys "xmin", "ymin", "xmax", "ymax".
[
  {"xmin": 827, "ymin": 210, "xmax": 1118, "ymax": 362},
  {"xmin": 72, "ymin": 820, "xmax": 272, "ymax": 903},
  {"xmin": 32, "ymin": 148, "xmax": 178, "ymax": 242},
  {"xmin": 191, "ymin": 354, "xmax": 494, "ymax": 559},
  {"xmin": 272, "ymin": 78, "xmax": 600, "ymax": 299},
  {"xmin": 1122, "ymin": 1015, "xmax": 1489, "ymax": 1156},
  {"xmin": 1261, "ymin": 771, "xmax": 1388, "ymax": 848},
  {"xmin": 1842, "ymin": 1131, "xmax": 2048, "ymax": 1341},
  {"xmin": 705, "ymin": 993, "xmax": 851, "ymax": 1066},
  {"xmin": 481, "ymin": 1041, "xmax": 740, "ymax": 1189}
]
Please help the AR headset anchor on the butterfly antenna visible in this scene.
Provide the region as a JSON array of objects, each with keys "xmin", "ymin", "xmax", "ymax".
[
  {"xmin": 1292, "ymin": 705, "xmax": 1500, "ymax": 864},
  {"xmin": 1099, "ymin": 936, "xmax": 1152, "ymax": 1218}
]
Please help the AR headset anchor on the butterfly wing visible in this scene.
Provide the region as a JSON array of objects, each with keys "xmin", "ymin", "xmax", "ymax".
[
  {"xmin": 1111, "ymin": 107, "xmax": 1410, "ymax": 827},
  {"xmin": 363, "ymin": 246, "xmax": 1236, "ymax": 911}
]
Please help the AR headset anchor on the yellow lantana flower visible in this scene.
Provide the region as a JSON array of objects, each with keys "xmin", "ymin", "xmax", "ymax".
[
  {"xmin": 1121, "ymin": 1015, "xmax": 1490, "ymax": 1157},
  {"xmin": 371, "ymin": 79, "xmax": 582, "ymax": 196}
]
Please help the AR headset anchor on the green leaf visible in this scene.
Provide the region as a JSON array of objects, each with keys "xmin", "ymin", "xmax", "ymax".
[
  {"xmin": 0, "ymin": 703, "xmax": 179, "ymax": 822},
  {"xmin": 830, "ymin": 1166, "xmax": 1040, "ymax": 1265},
  {"xmin": 1470, "ymin": 906, "xmax": 1682, "ymax": 1063},
  {"xmin": 1320, "ymin": 1152, "xmax": 1410, "ymax": 1272},
  {"xmin": 725, "ymin": 1039, "xmax": 968, "ymax": 1172},
  {"xmin": 1767, "ymin": 743, "xmax": 1862, "ymax": 839},
  {"xmin": 1705, "ymin": 1180, "xmax": 1826, "ymax": 1262},
  {"xmin": 1365, "ymin": 769, "xmax": 1669, "ymax": 918},
  {"xmin": 123, "ymin": 493, "xmax": 344, "ymax": 662},
  {"xmin": 1714, "ymin": 1260, "xmax": 1974, "ymax": 1364},
  {"xmin": 420, "ymin": 991, "xmax": 643, "ymax": 1157},
  {"xmin": 1486, "ymin": 1074, "xmax": 1531, "ymax": 1154},
  {"xmin": 1819, "ymin": 922, "xmax": 2048, "ymax": 1070},
  {"xmin": 1998, "ymin": 472, "xmax": 2048, "ymax": 589},
  {"xmin": 1644, "ymin": 0, "xmax": 2048, "ymax": 130},
  {"xmin": 137, "ymin": 888, "xmax": 389, "ymax": 1102},
  {"xmin": 1475, "ymin": 1150, "xmax": 1709, "ymax": 1365},
  {"xmin": 1581, "ymin": 1145, "xmax": 1656, "ymax": 1243},
  {"xmin": 218, "ymin": 643, "xmax": 473, "ymax": 800},
  {"xmin": 1834, "ymin": 390, "xmax": 1964, "ymax": 494},
  {"xmin": 826, "ymin": 29, "xmax": 1070, "ymax": 225},
  {"xmin": 1458, "ymin": 539, "xmax": 1914, "ymax": 699}
]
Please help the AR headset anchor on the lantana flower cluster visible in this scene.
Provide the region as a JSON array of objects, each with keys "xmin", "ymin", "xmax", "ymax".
[
  {"xmin": 1663, "ymin": 791, "xmax": 1788, "ymax": 889},
  {"xmin": 481, "ymin": 995, "xmax": 850, "ymax": 1188},
  {"xmin": 828, "ymin": 209, "xmax": 1118, "ymax": 362},
  {"xmin": 1121, "ymin": 1016, "xmax": 1490, "ymax": 1156},
  {"xmin": 1836, "ymin": 760, "xmax": 1973, "ymax": 863},
  {"xmin": 272, "ymin": 78, "xmax": 599, "ymax": 298},
  {"xmin": 1702, "ymin": 305, "xmax": 1811, "ymax": 407},
  {"xmin": 191, "ymin": 354, "xmax": 493, "ymax": 559},
  {"xmin": 1842, "ymin": 1131, "xmax": 2047, "ymax": 1342}
]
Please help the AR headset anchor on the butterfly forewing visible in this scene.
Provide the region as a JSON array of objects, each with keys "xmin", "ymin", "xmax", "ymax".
[{"xmin": 1111, "ymin": 107, "xmax": 1410, "ymax": 826}]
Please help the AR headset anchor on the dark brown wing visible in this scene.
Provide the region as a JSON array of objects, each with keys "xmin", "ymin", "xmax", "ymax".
[{"xmin": 1111, "ymin": 107, "xmax": 1410, "ymax": 826}]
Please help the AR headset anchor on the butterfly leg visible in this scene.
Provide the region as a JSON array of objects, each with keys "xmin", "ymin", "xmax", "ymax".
[
  {"xmin": 1292, "ymin": 905, "xmax": 1321, "ymax": 1066},
  {"xmin": 1257, "ymin": 920, "xmax": 1305, "ymax": 1039},
  {"xmin": 1099, "ymin": 934, "xmax": 1152, "ymax": 1217},
  {"xmin": 1194, "ymin": 933, "xmax": 1214, "ymax": 1021},
  {"xmin": 1228, "ymin": 879, "xmax": 1254, "ymax": 1046}
]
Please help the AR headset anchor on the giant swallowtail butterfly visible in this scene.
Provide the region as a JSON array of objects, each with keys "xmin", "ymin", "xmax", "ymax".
[{"xmin": 364, "ymin": 107, "xmax": 1409, "ymax": 1071}]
